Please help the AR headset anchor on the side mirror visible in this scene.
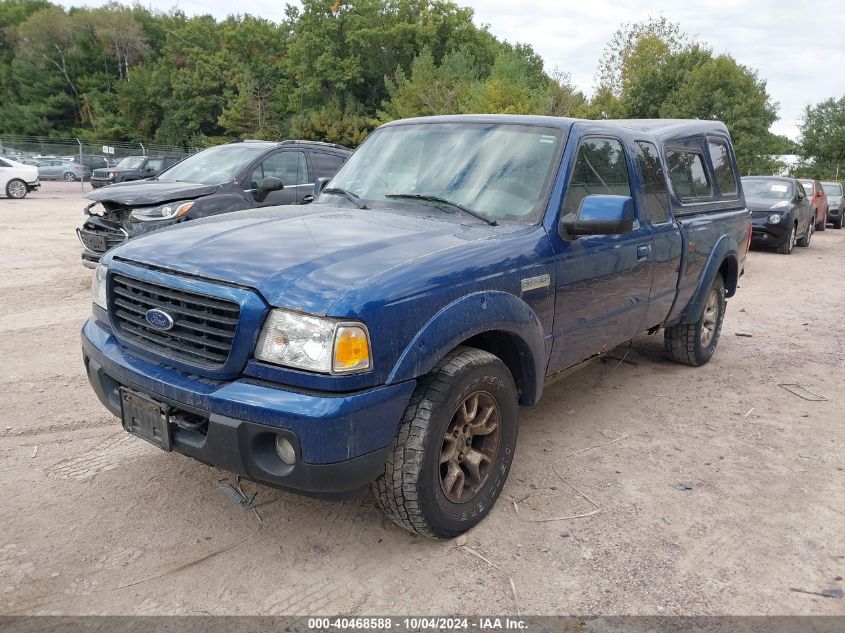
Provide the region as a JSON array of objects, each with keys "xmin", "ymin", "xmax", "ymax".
[
  {"xmin": 564, "ymin": 195, "xmax": 635, "ymax": 236},
  {"xmin": 255, "ymin": 176, "xmax": 284, "ymax": 202},
  {"xmin": 314, "ymin": 177, "xmax": 331, "ymax": 196},
  {"xmin": 145, "ymin": 165, "xmax": 156, "ymax": 173}
]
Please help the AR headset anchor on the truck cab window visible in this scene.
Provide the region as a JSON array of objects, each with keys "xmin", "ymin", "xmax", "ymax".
[
  {"xmin": 707, "ymin": 140, "xmax": 737, "ymax": 197},
  {"xmin": 667, "ymin": 150, "xmax": 712, "ymax": 201},
  {"xmin": 561, "ymin": 137, "xmax": 632, "ymax": 235},
  {"xmin": 634, "ymin": 141, "xmax": 671, "ymax": 223}
]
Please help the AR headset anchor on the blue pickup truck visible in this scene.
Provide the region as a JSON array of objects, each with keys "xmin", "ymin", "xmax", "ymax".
[{"xmin": 82, "ymin": 115, "xmax": 750, "ymax": 538}]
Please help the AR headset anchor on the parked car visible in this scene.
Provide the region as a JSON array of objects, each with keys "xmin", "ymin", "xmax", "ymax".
[
  {"xmin": 821, "ymin": 181, "xmax": 843, "ymax": 229},
  {"xmin": 77, "ymin": 140, "xmax": 351, "ymax": 266},
  {"xmin": 81, "ymin": 115, "xmax": 749, "ymax": 537},
  {"xmin": 37, "ymin": 159, "xmax": 91, "ymax": 182},
  {"xmin": 73, "ymin": 154, "xmax": 110, "ymax": 171},
  {"xmin": 0, "ymin": 156, "xmax": 40, "ymax": 198},
  {"xmin": 798, "ymin": 179, "xmax": 828, "ymax": 232},
  {"xmin": 743, "ymin": 176, "xmax": 815, "ymax": 253},
  {"xmin": 90, "ymin": 155, "xmax": 182, "ymax": 188}
]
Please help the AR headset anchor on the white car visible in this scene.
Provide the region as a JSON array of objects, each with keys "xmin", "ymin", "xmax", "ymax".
[{"xmin": 0, "ymin": 156, "xmax": 40, "ymax": 199}]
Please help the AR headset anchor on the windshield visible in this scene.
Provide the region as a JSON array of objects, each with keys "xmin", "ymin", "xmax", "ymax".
[
  {"xmin": 822, "ymin": 182, "xmax": 842, "ymax": 196},
  {"xmin": 116, "ymin": 156, "xmax": 145, "ymax": 170},
  {"xmin": 324, "ymin": 123, "xmax": 564, "ymax": 223},
  {"xmin": 157, "ymin": 145, "xmax": 267, "ymax": 185},
  {"xmin": 741, "ymin": 178, "xmax": 793, "ymax": 200}
]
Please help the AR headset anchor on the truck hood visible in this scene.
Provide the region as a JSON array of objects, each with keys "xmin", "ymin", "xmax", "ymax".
[
  {"xmin": 110, "ymin": 204, "xmax": 511, "ymax": 315},
  {"xmin": 85, "ymin": 180, "xmax": 218, "ymax": 206}
]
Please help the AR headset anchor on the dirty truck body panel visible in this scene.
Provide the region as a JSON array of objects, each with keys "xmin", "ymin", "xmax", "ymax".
[{"xmin": 81, "ymin": 115, "xmax": 748, "ymax": 500}]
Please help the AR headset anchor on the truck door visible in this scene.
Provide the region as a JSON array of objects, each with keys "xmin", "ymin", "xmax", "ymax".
[
  {"xmin": 248, "ymin": 151, "xmax": 308, "ymax": 207},
  {"xmin": 633, "ymin": 140, "xmax": 683, "ymax": 329},
  {"xmin": 548, "ymin": 135, "xmax": 655, "ymax": 372}
]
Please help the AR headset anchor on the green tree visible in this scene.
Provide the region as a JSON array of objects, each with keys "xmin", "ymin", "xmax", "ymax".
[
  {"xmin": 379, "ymin": 46, "xmax": 478, "ymax": 120},
  {"xmin": 659, "ymin": 55, "xmax": 779, "ymax": 174},
  {"xmin": 14, "ymin": 7, "xmax": 86, "ymax": 121},
  {"xmin": 596, "ymin": 16, "xmax": 690, "ymax": 98},
  {"xmin": 799, "ymin": 96, "xmax": 845, "ymax": 179}
]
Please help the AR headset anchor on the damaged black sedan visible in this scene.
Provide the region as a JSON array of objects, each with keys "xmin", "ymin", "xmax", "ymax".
[{"xmin": 77, "ymin": 139, "xmax": 351, "ymax": 267}]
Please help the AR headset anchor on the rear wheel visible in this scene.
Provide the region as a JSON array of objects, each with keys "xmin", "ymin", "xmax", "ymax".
[
  {"xmin": 776, "ymin": 224, "xmax": 796, "ymax": 254},
  {"xmin": 797, "ymin": 220, "xmax": 813, "ymax": 247},
  {"xmin": 63, "ymin": 172, "xmax": 78, "ymax": 182},
  {"xmin": 5, "ymin": 178, "xmax": 27, "ymax": 199},
  {"xmin": 664, "ymin": 274, "xmax": 726, "ymax": 367},
  {"xmin": 373, "ymin": 347, "xmax": 519, "ymax": 538}
]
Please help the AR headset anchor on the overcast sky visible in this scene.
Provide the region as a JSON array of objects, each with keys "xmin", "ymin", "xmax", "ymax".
[{"xmin": 58, "ymin": 0, "xmax": 845, "ymax": 140}]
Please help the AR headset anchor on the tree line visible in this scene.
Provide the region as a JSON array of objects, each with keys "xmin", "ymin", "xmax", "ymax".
[{"xmin": 0, "ymin": 1, "xmax": 841, "ymax": 178}]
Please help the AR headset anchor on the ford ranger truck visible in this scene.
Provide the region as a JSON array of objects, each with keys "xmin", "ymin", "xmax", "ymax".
[{"xmin": 81, "ymin": 115, "xmax": 750, "ymax": 538}]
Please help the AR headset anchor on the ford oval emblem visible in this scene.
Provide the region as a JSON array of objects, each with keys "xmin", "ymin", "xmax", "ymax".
[{"xmin": 145, "ymin": 308, "xmax": 174, "ymax": 331}]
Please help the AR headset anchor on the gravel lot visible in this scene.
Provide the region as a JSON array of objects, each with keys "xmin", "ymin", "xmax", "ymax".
[{"xmin": 1, "ymin": 181, "xmax": 843, "ymax": 616}]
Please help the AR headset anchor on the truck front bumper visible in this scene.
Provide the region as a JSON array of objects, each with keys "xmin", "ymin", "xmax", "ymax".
[{"xmin": 81, "ymin": 318, "xmax": 416, "ymax": 498}]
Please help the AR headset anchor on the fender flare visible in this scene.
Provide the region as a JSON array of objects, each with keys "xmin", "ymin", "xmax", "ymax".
[
  {"xmin": 386, "ymin": 291, "xmax": 547, "ymax": 405},
  {"xmin": 679, "ymin": 234, "xmax": 739, "ymax": 324}
]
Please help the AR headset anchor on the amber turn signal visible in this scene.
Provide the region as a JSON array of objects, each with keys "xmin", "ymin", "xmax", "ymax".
[{"xmin": 333, "ymin": 325, "xmax": 371, "ymax": 373}]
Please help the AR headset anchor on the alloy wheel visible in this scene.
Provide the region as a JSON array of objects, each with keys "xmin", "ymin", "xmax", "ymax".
[
  {"xmin": 439, "ymin": 391, "xmax": 501, "ymax": 503},
  {"xmin": 7, "ymin": 180, "xmax": 26, "ymax": 198},
  {"xmin": 700, "ymin": 288, "xmax": 720, "ymax": 347}
]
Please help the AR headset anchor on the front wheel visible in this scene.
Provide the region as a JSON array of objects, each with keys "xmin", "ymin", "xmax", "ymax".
[
  {"xmin": 664, "ymin": 274, "xmax": 726, "ymax": 367},
  {"xmin": 5, "ymin": 178, "xmax": 28, "ymax": 199},
  {"xmin": 373, "ymin": 347, "xmax": 519, "ymax": 538},
  {"xmin": 834, "ymin": 217, "xmax": 843, "ymax": 230},
  {"xmin": 776, "ymin": 224, "xmax": 796, "ymax": 254}
]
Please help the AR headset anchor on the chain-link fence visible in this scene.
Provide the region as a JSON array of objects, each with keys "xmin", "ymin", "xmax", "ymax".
[
  {"xmin": 0, "ymin": 134, "xmax": 197, "ymax": 164},
  {"xmin": 0, "ymin": 134, "xmax": 200, "ymax": 191}
]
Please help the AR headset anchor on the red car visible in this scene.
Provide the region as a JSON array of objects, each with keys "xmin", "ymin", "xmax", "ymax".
[{"xmin": 799, "ymin": 179, "xmax": 829, "ymax": 232}]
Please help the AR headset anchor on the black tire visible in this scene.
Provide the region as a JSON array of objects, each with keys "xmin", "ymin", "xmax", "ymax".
[
  {"xmin": 816, "ymin": 214, "xmax": 826, "ymax": 231},
  {"xmin": 664, "ymin": 274, "xmax": 726, "ymax": 367},
  {"xmin": 834, "ymin": 217, "xmax": 843, "ymax": 230},
  {"xmin": 63, "ymin": 172, "xmax": 78, "ymax": 182},
  {"xmin": 5, "ymin": 178, "xmax": 27, "ymax": 199},
  {"xmin": 776, "ymin": 224, "xmax": 796, "ymax": 254},
  {"xmin": 373, "ymin": 346, "xmax": 519, "ymax": 538},
  {"xmin": 797, "ymin": 220, "xmax": 812, "ymax": 247}
]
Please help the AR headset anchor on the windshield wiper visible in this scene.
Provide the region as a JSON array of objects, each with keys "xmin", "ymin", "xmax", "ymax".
[
  {"xmin": 322, "ymin": 187, "xmax": 368, "ymax": 210},
  {"xmin": 384, "ymin": 193, "xmax": 497, "ymax": 226}
]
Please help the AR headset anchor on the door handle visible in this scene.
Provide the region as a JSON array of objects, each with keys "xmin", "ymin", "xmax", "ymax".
[
  {"xmin": 302, "ymin": 194, "xmax": 314, "ymax": 203},
  {"xmin": 636, "ymin": 244, "xmax": 651, "ymax": 260}
]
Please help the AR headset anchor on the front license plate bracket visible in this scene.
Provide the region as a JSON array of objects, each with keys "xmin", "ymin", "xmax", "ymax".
[{"xmin": 120, "ymin": 388, "xmax": 172, "ymax": 451}]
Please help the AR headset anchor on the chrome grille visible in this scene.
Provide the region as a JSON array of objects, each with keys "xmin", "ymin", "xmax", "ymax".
[{"xmin": 110, "ymin": 274, "xmax": 240, "ymax": 368}]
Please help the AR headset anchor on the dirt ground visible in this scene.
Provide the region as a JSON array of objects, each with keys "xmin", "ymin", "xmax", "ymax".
[{"xmin": 0, "ymin": 181, "xmax": 843, "ymax": 616}]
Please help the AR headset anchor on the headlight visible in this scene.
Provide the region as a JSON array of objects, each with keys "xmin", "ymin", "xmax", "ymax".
[
  {"xmin": 108, "ymin": 172, "xmax": 114, "ymax": 178},
  {"xmin": 768, "ymin": 214, "xmax": 782, "ymax": 224},
  {"xmin": 92, "ymin": 263, "xmax": 108, "ymax": 310},
  {"xmin": 255, "ymin": 309, "xmax": 372, "ymax": 374},
  {"xmin": 130, "ymin": 201, "xmax": 194, "ymax": 222}
]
